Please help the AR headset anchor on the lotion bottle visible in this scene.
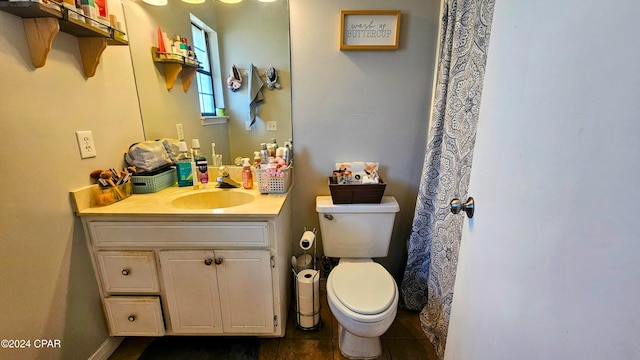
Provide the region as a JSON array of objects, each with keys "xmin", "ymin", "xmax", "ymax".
[
  {"xmin": 242, "ymin": 158, "xmax": 253, "ymax": 189},
  {"xmin": 192, "ymin": 139, "xmax": 208, "ymax": 188}
]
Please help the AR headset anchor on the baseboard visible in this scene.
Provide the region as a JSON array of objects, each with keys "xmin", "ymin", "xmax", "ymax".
[{"xmin": 88, "ymin": 336, "xmax": 124, "ymax": 360}]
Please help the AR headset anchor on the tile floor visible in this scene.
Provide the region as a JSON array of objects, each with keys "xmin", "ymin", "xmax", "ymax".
[{"xmin": 108, "ymin": 291, "xmax": 438, "ymax": 360}]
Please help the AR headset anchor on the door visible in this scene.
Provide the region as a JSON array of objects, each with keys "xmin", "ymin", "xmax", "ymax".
[
  {"xmin": 159, "ymin": 250, "xmax": 223, "ymax": 334},
  {"xmin": 215, "ymin": 250, "xmax": 275, "ymax": 334},
  {"xmin": 446, "ymin": 1, "xmax": 640, "ymax": 359}
]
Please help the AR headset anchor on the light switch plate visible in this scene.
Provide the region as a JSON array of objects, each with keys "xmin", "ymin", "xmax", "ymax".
[
  {"xmin": 76, "ymin": 130, "xmax": 97, "ymax": 159},
  {"xmin": 176, "ymin": 123, "xmax": 184, "ymax": 140},
  {"xmin": 267, "ymin": 121, "xmax": 278, "ymax": 131}
]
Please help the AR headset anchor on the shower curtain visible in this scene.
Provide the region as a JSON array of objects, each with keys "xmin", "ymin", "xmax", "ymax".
[{"xmin": 400, "ymin": 0, "xmax": 495, "ymax": 357}]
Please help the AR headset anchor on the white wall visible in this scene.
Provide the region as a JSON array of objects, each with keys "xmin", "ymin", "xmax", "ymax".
[
  {"xmin": 0, "ymin": 3, "xmax": 143, "ymax": 358},
  {"xmin": 289, "ymin": 0, "xmax": 441, "ymax": 278},
  {"xmin": 447, "ymin": 1, "xmax": 640, "ymax": 359}
]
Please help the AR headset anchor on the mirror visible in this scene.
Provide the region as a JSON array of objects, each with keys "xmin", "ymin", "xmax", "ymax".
[{"xmin": 122, "ymin": 0, "xmax": 291, "ymax": 164}]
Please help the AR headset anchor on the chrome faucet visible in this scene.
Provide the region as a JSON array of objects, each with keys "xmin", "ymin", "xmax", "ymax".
[{"xmin": 216, "ymin": 166, "xmax": 241, "ymax": 188}]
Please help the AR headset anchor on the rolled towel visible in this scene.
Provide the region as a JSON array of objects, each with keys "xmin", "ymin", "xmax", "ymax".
[{"xmin": 266, "ymin": 65, "xmax": 281, "ymax": 90}]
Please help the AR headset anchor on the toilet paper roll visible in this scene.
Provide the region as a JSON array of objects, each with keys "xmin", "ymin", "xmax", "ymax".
[
  {"xmin": 296, "ymin": 269, "xmax": 320, "ymax": 317},
  {"xmin": 299, "ymin": 231, "xmax": 316, "ymax": 250},
  {"xmin": 298, "ymin": 313, "xmax": 320, "ymax": 329}
]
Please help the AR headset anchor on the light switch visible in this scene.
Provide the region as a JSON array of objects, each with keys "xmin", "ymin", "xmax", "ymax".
[{"xmin": 267, "ymin": 121, "xmax": 278, "ymax": 131}]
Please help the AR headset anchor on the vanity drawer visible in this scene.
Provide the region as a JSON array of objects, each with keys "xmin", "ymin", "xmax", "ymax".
[
  {"xmin": 104, "ymin": 297, "xmax": 165, "ymax": 336},
  {"xmin": 96, "ymin": 251, "xmax": 159, "ymax": 294},
  {"xmin": 88, "ymin": 221, "xmax": 269, "ymax": 248}
]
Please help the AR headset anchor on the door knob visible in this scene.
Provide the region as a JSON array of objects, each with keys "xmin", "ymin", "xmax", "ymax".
[{"xmin": 450, "ymin": 197, "xmax": 475, "ymax": 218}]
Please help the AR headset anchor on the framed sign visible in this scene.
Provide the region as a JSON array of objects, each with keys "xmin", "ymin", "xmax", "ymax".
[{"xmin": 340, "ymin": 10, "xmax": 401, "ymax": 51}]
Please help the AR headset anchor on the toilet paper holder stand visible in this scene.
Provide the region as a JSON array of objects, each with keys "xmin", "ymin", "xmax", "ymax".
[{"xmin": 292, "ymin": 228, "xmax": 321, "ymax": 331}]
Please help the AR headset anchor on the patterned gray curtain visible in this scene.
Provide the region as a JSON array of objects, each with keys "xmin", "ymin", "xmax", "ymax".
[{"xmin": 400, "ymin": 0, "xmax": 495, "ymax": 357}]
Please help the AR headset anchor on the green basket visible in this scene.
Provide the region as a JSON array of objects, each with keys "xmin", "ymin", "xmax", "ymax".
[{"xmin": 131, "ymin": 168, "xmax": 176, "ymax": 194}]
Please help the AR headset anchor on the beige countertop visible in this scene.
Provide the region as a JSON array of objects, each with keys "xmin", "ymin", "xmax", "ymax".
[{"xmin": 71, "ymin": 183, "xmax": 290, "ymax": 218}]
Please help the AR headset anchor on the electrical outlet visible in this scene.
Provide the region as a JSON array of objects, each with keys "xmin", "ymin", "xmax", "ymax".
[
  {"xmin": 76, "ymin": 130, "xmax": 97, "ymax": 159},
  {"xmin": 267, "ymin": 121, "xmax": 278, "ymax": 131},
  {"xmin": 176, "ymin": 123, "xmax": 184, "ymax": 140}
]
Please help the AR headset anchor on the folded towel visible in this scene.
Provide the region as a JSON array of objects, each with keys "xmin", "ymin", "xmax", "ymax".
[{"xmin": 248, "ymin": 64, "xmax": 264, "ymax": 127}]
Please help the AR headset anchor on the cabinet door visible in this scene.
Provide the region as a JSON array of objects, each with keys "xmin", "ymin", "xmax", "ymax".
[
  {"xmin": 159, "ymin": 250, "xmax": 223, "ymax": 334},
  {"xmin": 216, "ymin": 250, "xmax": 275, "ymax": 334}
]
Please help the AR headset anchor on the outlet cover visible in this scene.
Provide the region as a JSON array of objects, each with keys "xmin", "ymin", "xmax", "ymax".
[
  {"xmin": 76, "ymin": 130, "xmax": 97, "ymax": 159},
  {"xmin": 267, "ymin": 121, "xmax": 278, "ymax": 131}
]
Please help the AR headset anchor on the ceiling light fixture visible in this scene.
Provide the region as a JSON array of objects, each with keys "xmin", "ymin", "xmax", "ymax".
[
  {"xmin": 182, "ymin": 0, "xmax": 206, "ymax": 3},
  {"xmin": 219, "ymin": 0, "xmax": 242, "ymax": 3}
]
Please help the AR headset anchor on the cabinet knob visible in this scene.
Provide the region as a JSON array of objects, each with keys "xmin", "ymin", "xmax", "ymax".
[
  {"xmin": 128, "ymin": 315, "xmax": 136, "ymax": 322},
  {"xmin": 121, "ymin": 269, "xmax": 130, "ymax": 276},
  {"xmin": 215, "ymin": 257, "xmax": 223, "ymax": 265},
  {"xmin": 204, "ymin": 258, "xmax": 213, "ymax": 266}
]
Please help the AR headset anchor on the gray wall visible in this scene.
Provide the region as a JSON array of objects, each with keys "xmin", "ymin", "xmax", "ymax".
[{"xmin": 289, "ymin": 0, "xmax": 441, "ymax": 279}]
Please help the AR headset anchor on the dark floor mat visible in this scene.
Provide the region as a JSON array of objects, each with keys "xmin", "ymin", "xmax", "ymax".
[{"xmin": 138, "ymin": 336, "xmax": 259, "ymax": 360}]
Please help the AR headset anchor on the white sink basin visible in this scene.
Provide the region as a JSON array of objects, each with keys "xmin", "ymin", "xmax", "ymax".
[{"xmin": 171, "ymin": 191, "xmax": 255, "ymax": 210}]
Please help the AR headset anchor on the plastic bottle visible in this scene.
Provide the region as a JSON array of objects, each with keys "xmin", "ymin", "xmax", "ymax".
[
  {"xmin": 211, "ymin": 143, "xmax": 218, "ymax": 167},
  {"xmin": 253, "ymin": 151, "xmax": 261, "ymax": 168},
  {"xmin": 175, "ymin": 141, "xmax": 193, "ymax": 187},
  {"xmin": 260, "ymin": 143, "xmax": 269, "ymax": 166},
  {"xmin": 242, "ymin": 158, "xmax": 253, "ymax": 189},
  {"xmin": 282, "ymin": 143, "xmax": 291, "ymax": 166},
  {"xmin": 191, "ymin": 157, "xmax": 199, "ymax": 189},
  {"xmin": 192, "ymin": 139, "xmax": 209, "ymax": 188}
]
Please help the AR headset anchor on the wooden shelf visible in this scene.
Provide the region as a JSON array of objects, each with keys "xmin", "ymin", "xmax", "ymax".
[
  {"xmin": 0, "ymin": 0, "xmax": 128, "ymax": 77},
  {"xmin": 151, "ymin": 47, "xmax": 201, "ymax": 91}
]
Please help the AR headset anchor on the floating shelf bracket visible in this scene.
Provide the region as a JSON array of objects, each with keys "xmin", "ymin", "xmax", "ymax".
[
  {"xmin": 78, "ymin": 37, "xmax": 108, "ymax": 78},
  {"xmin": 22, "ymin": 17, "xmax": 59, "ymax": 68},
  {"xmin": 151, "ymin": 47, "xmax": 201, "ymax": 91}
]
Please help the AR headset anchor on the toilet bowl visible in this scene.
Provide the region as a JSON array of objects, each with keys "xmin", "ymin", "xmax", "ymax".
[{"xmin": 326, "ymin": 259, "xmax": 399, "ymax": 359}]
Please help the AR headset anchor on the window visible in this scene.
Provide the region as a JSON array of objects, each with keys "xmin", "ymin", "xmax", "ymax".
[{"xmin": 191, "ymin": 22, "xmax": 215, "ymax": 116}]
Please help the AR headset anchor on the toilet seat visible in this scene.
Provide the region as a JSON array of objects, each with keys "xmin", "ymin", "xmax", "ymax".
[{"xmin": 328, "ymin": 262, "xmax": 396, "ymax": 322}]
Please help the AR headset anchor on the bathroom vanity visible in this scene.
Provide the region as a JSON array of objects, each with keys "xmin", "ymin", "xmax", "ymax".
[{"xmin": 71, "ymin": 185, "xmax": 292, "ymax": 337}]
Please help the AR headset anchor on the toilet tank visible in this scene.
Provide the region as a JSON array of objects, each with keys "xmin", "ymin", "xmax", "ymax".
[{"xmin": 316, "ymin": 196, "xmax": 399, "ymax": 258}]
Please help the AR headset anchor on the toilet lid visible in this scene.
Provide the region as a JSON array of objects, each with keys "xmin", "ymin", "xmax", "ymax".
[{"xmin": 330, "ymin": 262, "xmax": 396, "ymax": 315}]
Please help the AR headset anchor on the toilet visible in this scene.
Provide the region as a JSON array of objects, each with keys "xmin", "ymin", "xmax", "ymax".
[{"xmin": 316, "ymin": 196, "xmax": 400, "ymax": 359}]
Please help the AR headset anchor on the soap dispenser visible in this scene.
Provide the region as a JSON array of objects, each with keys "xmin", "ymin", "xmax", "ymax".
[{"xmin": 242, "ymin": 158, "xmax": 253, "ymax": 189}]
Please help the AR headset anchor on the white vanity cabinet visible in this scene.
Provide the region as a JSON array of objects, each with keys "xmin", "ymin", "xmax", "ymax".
[
  {"xmin": 72, "ymin": 185, "xmax": 292, "ymax": 338},
  {"xmin": 76, "ymin": 189, "xmax": 292, "ymax": 338},
  {"xmin": 159, "ymin": 249, "xmax": 274, "ymax": 334}
]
